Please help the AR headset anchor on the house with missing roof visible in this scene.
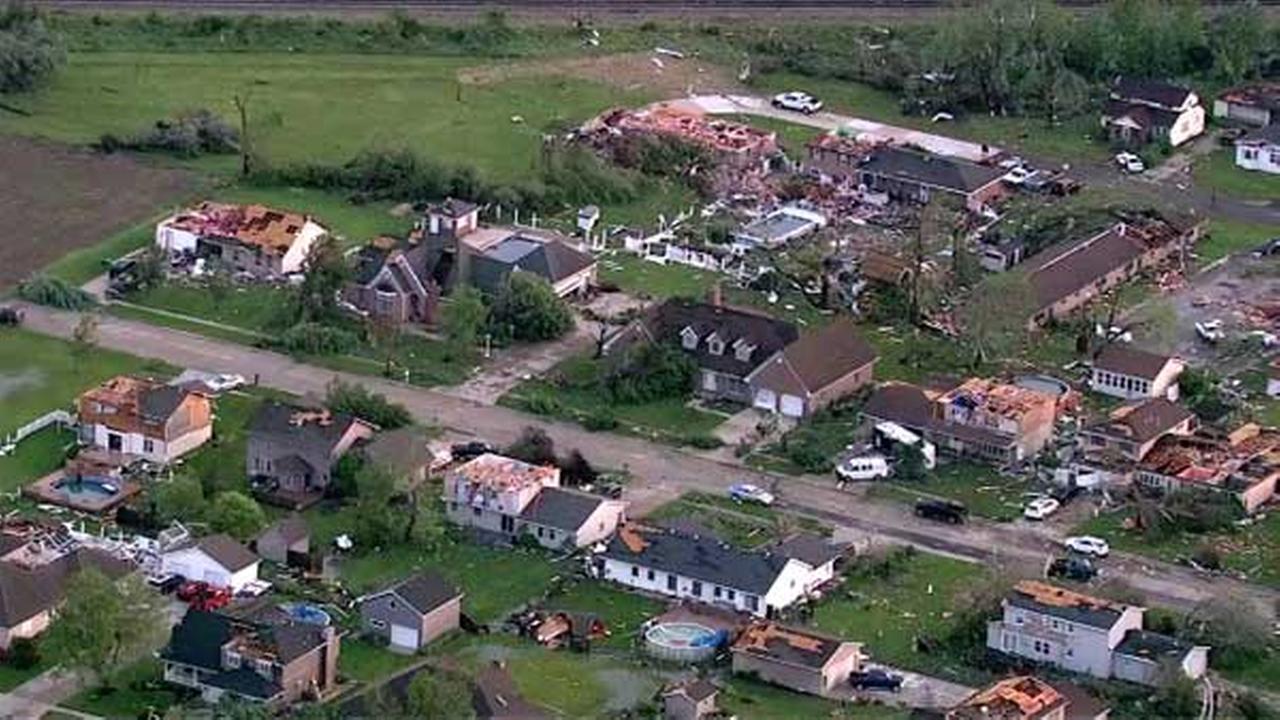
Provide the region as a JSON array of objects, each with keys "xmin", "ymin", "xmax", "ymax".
[
  {"xmin": 357, "ymin": 571, "xmax": 463, "ymax": 653},
  {"xmin": 160, "ymin": 533, "xmax": 261, "ymax": 592},
  {"xmin": 0, "ymin": 539, "xmax": 134, "ymax": 651},
  {"xmin": 1025, "ymin": 218, "xmax": 1198, "ymax": 329},
  {"xmin": 246, "ymin": 403, "xmax": 376, "ymax": 508},
  {"xmin": 592, "ymin": 525, "xmax": 827, "ymax": 617},
  {"xmin": 987, "ymin": 581, "xmax": 1208, "ymax": 687},
  {"xmin": 605, "ymin": 294, "xmax": 878, "ymax": 418},
  {"xmin": 155, "ymin": 202, "xmax": 328, "ymax": 278},
  {"xmin": 344, "ymin": 199, "xmax": 597, "ymax": 327},
  {"xmin": 1101, "ymin": 78, "xmax": 1205, "ymax": 148},
  {"xmin": 77, "ymin": 375, "xmax": 213, "ymax": 464},
  {"xmin": 730, "ymin": 621, "xmax": 864, "ymax": 696},
  {"xmin": 946, "ymin": 675, "xmax": 1113, "ymax": 720},
  {"xmin": 444, "ymin": 453, "xmax": 626, "ymax": 550},
  {"xmin": 1134, "ymin": 423, "xmax": 1280, "ymax": 514},
  {"xmin": 1214, "ymin": 82, "xmax": 1280, "ymax": 127},
  {"xmin": 862, "ymin": 378, "xmax": 1059, "ymax": 466},
  {"xmin": 1089, "ymin": 346, "xmax": 1184, "ymax": 402},
  {"xmin": 1235, "ymin": 123, "xmax": 1280, "ymax": 175},
  {"xmin": 732, "ymin": 205, "xmax": 827, "ymax": 252},
  {"xmin": 1078, "ymin": 398, "xmax": 1197, "ymax": 464},
  {"xmin": 161, "ymin": 608, "xmax": 340, "ymax": 707}
]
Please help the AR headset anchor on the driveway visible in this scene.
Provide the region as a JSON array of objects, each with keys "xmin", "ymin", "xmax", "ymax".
[
  {"xmin": 0, "ymin": 669, "xmax": 97, "ymax": 720},
  {"xmin": 833, "ymin": 668, "xmax": 973, "ymax": 710},
  {"xmin": 440, "ymin": 315, "xmax": 596, "ymax": 405},
  {"xmin": 12, "ymin": 303, "xmax": 1280, "ymax": 621}
]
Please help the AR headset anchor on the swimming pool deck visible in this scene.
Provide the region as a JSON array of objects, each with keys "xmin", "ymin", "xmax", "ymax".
[{"xmin": 24, "ymin": 469, "xmax": 141, "ymax": 514}]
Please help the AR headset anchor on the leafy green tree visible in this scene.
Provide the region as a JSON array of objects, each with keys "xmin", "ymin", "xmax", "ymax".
[
  {"xmin": 406, "ymin": 670, "xmax": 476, "ymax": 720},
  {"xmin": 354, "ymin": 463, "xmax": 401, "ymax": 547},
  {"xmin": 291, "ymin": 237, "xmax": 349, "ymax": 323},
  {"xmin": 0, "ymin": 2, "xmax": 65, "ymax": 93},
  {"xmin": 602, "ymin": 343, "xmax": 696, "ymax": 404},
  {"xmin": 368, "ymin": 314, "xmax": 402, "ymax": 377},
  {"xmin": 1211, "ymin": 1, "xmax": 1268, "ymax": 83},
  {"xmin": 488, "ymin": 272, "xmax": 574, "ymax": 343},
  {"xmin": 209, "ymin": 491, "xmax": 266, "ymax": 541},
  {"xmin": 325, "ymin": 379, "xmax": 412, "ymax": 429},
  {"xmin": 505, "ymin": 426, "xmax": 557, "ymax": 467},
  {"xmin": 895, "ymin": 443, "xmax": 928, "ymax": 483},
  {"xmin": 44, "ymin": 569, "xmax": 167, "ymax": 684},
  {"xmin": 442, "ymin": 285, "xmax": 488, "ymax": 356},
  {"xmin": 153, "ymin": 475, "xmax": 205, "ymax": 524},
  {"xmin": 959, "ymin": 271, "xmax": 1036, "ymax": 366}
]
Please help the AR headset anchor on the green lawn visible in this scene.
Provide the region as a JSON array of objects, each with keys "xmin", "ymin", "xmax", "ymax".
[
  {"xmin": 108, "ymin": 303, "xmax": 268, "ymax": 345},
  {"xmin": 0, "ymin": 328, "xmax": 171, "ymax": 436},
  {"xmin": 0, "ymin": 427, "xmax": 77, "ymax": 494},
  {"xmin": 1193, "ymin": 149, "xmax": 1280, "ymax": 203},
  {"xmin": 0, "ymin": 53, "xmax": 652, "ymax": 185},
  {"xmin": 217, "ymin": 185, "xmax": 416, "ymax": 248},
  {"xmin": 1196, "ymin": 219, "xmax": 1277, "ymax": 264},
  {"xmin": 548, "ymin": 580, "xmax": 664, "ymax": 650},
  {"xmin": 181, "ymin": 391, "xmax": 266, "ymax": 495},
  {"xmin": 721, "ymin": 677, "xmax": 906, "ymax": 720},
  {"xmin": 597, "ymin": 252, "xmax": 717, "ymax": 301},
  {"xmin": 1076, "ymin": 506, "xmax": 1280, "ymax": 589},
  {"xmin": 809, "ymin": 549, "xmax": 988, "ymax": 684},
  {"xmin": 339, "ymin": 636, "xmax": 425, "ymax": 684},
  {"xmin": 500, "ymin": 354, "xmax": 725, "ymax": 447},
  {"xmin": 126, "ymin": 282, "xmax": 288, "ymax": 335},
  {"xmin": 62, "ymin": 659, "xmax": 184, "ymax": 719},
  {"xmin": 749, "ymin": 402, "xmax": 863, "ymax": 475},
  {"xmin": 869, "ymin": 462, "xmax": 1028, "ymax": 522},
  {"xmin": 0, "ymin": 658, "xmax": 49, "ymax": 693}
]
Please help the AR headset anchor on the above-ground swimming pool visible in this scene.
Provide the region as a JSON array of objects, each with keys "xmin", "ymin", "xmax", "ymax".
[
  {"xmin": 279, "ymin": 602, "xmax": 332, "ymax": 627},
  {"xmin": 644, "ymin": 622, "xmax": 725, "ymax": 663}
]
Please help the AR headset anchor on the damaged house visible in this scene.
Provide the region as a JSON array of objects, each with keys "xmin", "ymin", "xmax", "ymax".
[
  {"xmin": 345, "ymin": 199, "xmax": 597, "ymax": 327},
  {"xmin": 1101, "ymin": 78, "xmax": 1205, "ymax": 148},
  {"xmin": 155, "ymin": 202, "xmax": 328, "ymax": 278},
  {"xmin": 1135, "ymin": 423, "xmax": 1280, "ymax": 514},
  {"xmin": 730, "ymin": 621, "xmax": 864, "ymax": 696},
  {"xmin": 1214, "ymin": 82, "xmax": 1280, "ymax": 127},
  {"xmin": 78, "ymin": 375, "xmax": 214, "ymax": 464},
  {"xmin": 1078, "ymin": 398, "xmax": 1197, "ymax": 464}
]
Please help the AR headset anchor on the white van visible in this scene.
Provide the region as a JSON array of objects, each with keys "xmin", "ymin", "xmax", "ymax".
[
  {"xmin": 836, "ymin": 454, "xmax": 891, "ymax": 482},
  {"xmin": 874, "ymin": 422, "xmax": 937, "ymax": 470}
]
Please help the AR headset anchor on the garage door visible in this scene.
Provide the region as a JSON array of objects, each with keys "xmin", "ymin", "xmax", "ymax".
[
  {"xmin": 753, "ymin": 389, "xmax": 777, "ymax": 412},
  {"xmin": 780, "ymin": 395, "xmax": 805, "ymax": 418},
  {"xmin": 390, "ymin": 624, "xmax": 420, "ymax": 649}
]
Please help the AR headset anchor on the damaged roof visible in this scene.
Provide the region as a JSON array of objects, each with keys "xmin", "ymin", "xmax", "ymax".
[
  {"xmin": 1086, "ymin": 398, "xmax": 1194, "ymax": 445},
  {"xmin": 859, "ymin": 146, "xmax": 1005, "ymax": 194},
  {"xmin": 1112, "ymin": 78, "xmax": 1196, "ymax": 109},
  {"xmin": 1006, "ymin": 581, "xmax": 1130, "ymax": 630},
  {"xmin": 731, "ymin": 621, "xmax": 858, "ymax": 670}
]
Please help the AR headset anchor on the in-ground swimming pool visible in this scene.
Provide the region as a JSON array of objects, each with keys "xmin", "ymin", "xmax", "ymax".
[
  {"xmin": 644, "ymin": 622, "xmax": 725, "ymax": 663},
  {"xmin": 53, "ymin": 475, "xmax": 121, "ymax": 499}
]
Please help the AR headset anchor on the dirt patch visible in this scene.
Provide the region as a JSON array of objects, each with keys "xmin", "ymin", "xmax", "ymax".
[
  {"xmin": 0, "ymin": 135, "xmax": 198, "ymax": 291},
  {"xmin": 459, "ymin": 51, "xmax": 740, "ymax": 99}
]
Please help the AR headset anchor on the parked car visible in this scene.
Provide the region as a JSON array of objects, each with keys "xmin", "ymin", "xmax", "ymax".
[
  {"xmin": 1064, "ymin": 535, "xmax": 1110, "ymax": 558},
  {"xmin": 1114, "ymin": 152, "xmax": 1145, "ymax": 173},
  {"xmin": 1002, "ymin": 166, "xmax": 1035, "ymax": 186},
  {"xmin": 1218, "ymin": 127, "xmax": 1248, "ymax": 146},
  {"xmin": 850, "ymin": 668, "xmax": 904, "ymax": 692},
  {"xmin": 1023, "ymin": 497, "xmax": 1061, "ymax": 521},
  {"xmin": 1195, "ymin": 319, "xmax": 1225, "ymax": 344},
  {"xmin": 729, "ymin": 483, "xmax": 775, "ymax": 506},
  {"xmin": 148, "ymin": 573, "xmax": 185, "ymax": 595},
  {"xmin": 0, "ymin": 306, "xmax": 23, "ymax": 327},
  {"xmin": 451, "ymin": 441, "xmax": 493, "ymax": 460},
  {"xmin": 771, "ymin": 91, "xmax": 823, "ymax": 114},
  {"xmin": 1047, "ymin": 556, "xmax": 1098, "ymax": 582},
  {"xmin": 914, "ymin": 499, "xmax": 968, "ymax": 524},
  {"xmin": 835, "ymin": 454, "xmax": 891, "ymax": 482},
  {"xmin": 177, "ymin": 581, "xmax": 233, "ymax": 611},
  {"xmin": 1250, "ymin": 237, "xmax": 1280, "ymax": 258}
]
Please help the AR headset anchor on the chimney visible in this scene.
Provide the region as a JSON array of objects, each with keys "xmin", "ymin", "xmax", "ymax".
[{"xmin": 707, "ymin": 282, "xmax": 723, "ymax": 308}]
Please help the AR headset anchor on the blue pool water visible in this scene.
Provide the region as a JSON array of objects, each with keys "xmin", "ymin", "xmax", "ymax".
[{"xmin": 54, "ymin": 475, "xmax": 121, "ymax": 499}]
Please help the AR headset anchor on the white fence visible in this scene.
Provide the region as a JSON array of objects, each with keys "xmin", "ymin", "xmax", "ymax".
[{"xmin": 2, "ymin": 410, "xmax": 74, "ymax": 449}]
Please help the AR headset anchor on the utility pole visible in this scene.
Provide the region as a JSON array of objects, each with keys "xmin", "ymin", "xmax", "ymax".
[{"xmin": 233, "ymin": 93, "xmax": 252, "ymax": 177}]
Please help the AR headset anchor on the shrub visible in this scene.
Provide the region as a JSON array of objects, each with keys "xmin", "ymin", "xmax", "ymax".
[
  {"xmin": 785, "ymin": 444, "xmax": 831, "ymax": 473},
  {"xmin": 582, "ymin": 410, "xmax": 619, "ymax": 432},
  {"xmin": 279, "ymin": 322, "xmax": 357, "ymax": 356},
  {"xmin": 0, "ymin": 4, "xmax": 65, "ymax": 93},
  {"xmin": 487, "ymin": 273, "xmax": 574, "ymax": 344},
  {"xmin": 103, "ymin": 109, "xmax": 239, "ymax": 158},
  {"xmin": 521, "ymin": 393, "xmax": 562, "ymax": 416},
  {"xmin": 17, "ymin": 274, "xmax": 94, "ymax": 310},
  {"xmin": 682, "ymin": 434, "xmax": 723, "ymax": 450},
  {"xmin": 505, "ymin": 426, "xmax": 557, "ymax": 466},
  {"xmin": 6, "ymin": 637, "xmax": 39, "ymax": 670},
  {"xmin": 325, "ymin": 379, "xmax": 412, "ymax": 429},
  {"xmin": 602, "ymin": 343, "xmax": 696, "ymax": 404}
]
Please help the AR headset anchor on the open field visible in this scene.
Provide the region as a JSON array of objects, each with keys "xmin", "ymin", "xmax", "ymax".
[
  {"xmin": 0, "ymin": 135, "xmax": 197, "ymax": 291},
  {"xmin": 869, "ymin": 462, "xmax": 1030, "ymax": 522},
  {"xmin": 1197, "ymin": 218, "xmax": 1277, "ymax": 265},
  {"xmin": 1193, "ymin": 149, "xmax": 1280, "ymax": 203}
]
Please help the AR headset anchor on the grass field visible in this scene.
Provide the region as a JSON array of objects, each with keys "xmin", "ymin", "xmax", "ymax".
[
  {"xmin": 1193, "ymin": 149, "xmax": 1280, "ymax": 203},
  {"xmin": 127, "ymin": 282, "xmax": 289, "ymax": 335},
  {"xmin": 218, "ymin": 186, "xmax": 416, "ymax": 247},
  {"xmin": 0, "ymin": 427, "xmax": 77, "ymax": 494},
  {"xmin": 182, "ymin": 391, "xmax": 267, "ymax": 495},
  {"xmin": 0, "ymin": 53, "xmax": 651, "ymax": 185},
  {"xmin": 0, "ymin": 328, "xmax": 171, "ymax": 437},
  {"xmin": 1197, "ymin": 218, "xmax": 1277, "ymax": 264},
  {"xmin": 597, "ymin": 252, "xmax": 718, "ymax": 301},
  {"xmin": 339, "ymin": 637, "xmax": 424, "ymax": 684},
  {"xmin": 869, "ymin": 462, "xmax": 1029, "ymax": 522},
  {"xmin": 63, "ymin": 659, "xmax": 183, "ymax": 718},
  {"xmin": 546, "ymin": 580, "xmax": 663, "ymax": 650},
  {"xmin": 44, "ymin": 217, "xmax": 160, "ymax": 287}
]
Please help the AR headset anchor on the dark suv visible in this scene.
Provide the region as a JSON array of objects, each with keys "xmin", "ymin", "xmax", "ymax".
[
  {"xmin": 850, "ymin": 669, "xmax": 904, "ymax": 692},
  {"xmin": 1047, "ymin": 556, "xmax": 1098, "ymax": 582},
  {"xmin": 914, "ymin": 499, "xmax": 968, "ymax": 524}
]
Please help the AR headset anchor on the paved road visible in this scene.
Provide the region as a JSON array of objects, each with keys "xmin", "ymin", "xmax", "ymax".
[
  {"xmin": 13, "ymin": 302, "xmax": 1280, "ymax": 620},
  {"xmin": 0, "ymin": 669, "xmax": 97, "ymax": 720}
]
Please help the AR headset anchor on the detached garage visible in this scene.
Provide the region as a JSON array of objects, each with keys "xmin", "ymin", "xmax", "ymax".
[
  {"xmin": 747, "ymin": 318, "xmax": 878, "ymax": 419},
  {"xmin": 357, "ymin": 571, "xmax": 463, "ymax": 654}
]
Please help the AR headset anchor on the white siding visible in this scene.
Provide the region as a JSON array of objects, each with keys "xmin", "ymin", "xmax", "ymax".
[
  {"xmin": 598, "ymin": 557, "xmax": 816, "ymax": 617},
  {"xmin": 161, "ymin": 547, "xmax": 260, "ymax": 591},
  {"xmin": 1236, "ymin": 142, "xmax": 1280, "ymax": 175}
]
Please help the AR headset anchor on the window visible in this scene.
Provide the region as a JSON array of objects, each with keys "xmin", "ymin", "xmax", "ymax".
[
  {"xmin": 726, "ymin": 589, "xmax": 736, "ymax": 601},
  {"xmin": 745, "ymin": 594, "xmax": 759, "ymax": 612},
  {"xmin": 667, "ymin": 574, "xmax": 677, "ymax": 591},
  {"xmin": 472, "ymin": 507, "xmax": 482, "ymax": 517},
  {"xmin": 536, "ymin": 527, "xmax": 545, "ymax": 538},
  {"xmin": 707, "ymin": 335, "xmax": 724, "ymax": 356},
  {"xmin": 647, "ymin": 569, "xmax": 655, "ymax": 581},
  {"xmin": 370, "ymin": 619, "xmax": 387, "ymax": 629},
  {"xmin": 713, "ymin": 586, "xmax": 722, "ymax": 599},
  {"xmin": 681, "ymin": 328, "xmax": 699, "ymax": 350},
  {"xmin": 631, "ymin": 566, "xmax": 639, "ymax": 578},
  {"xmin": 691, "ymin": 580, "xmax": 703, "ymax": 597},
  {"xmin": 143, "ymin": 438, "xmax": 154, "ymax": 453}
]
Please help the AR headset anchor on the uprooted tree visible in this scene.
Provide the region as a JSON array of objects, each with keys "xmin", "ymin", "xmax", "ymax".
[{"xmin": 959, "ymin": 270, "xmax": 1037, "ymax": 366}]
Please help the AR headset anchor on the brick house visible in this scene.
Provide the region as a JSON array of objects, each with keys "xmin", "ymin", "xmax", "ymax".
[
  {"xmin": 1089, "ymin": 345, "xmax": 1184, "ymax": 401},
  {"xmin": 246, "ymin": 404, "xmax": 375, "ymax": 504},
  {"xmin": 947, "ymin": 676, "xmax": 1069, "ymax": 720},
  {"xmin": 155, "ymin": 202, "xmax": 328, "ymax": 278},
  {"xmin": 746, "ymin": 317, "xmax": 878, "ymax": 418},
  {"xmin": 161, "ymin": 608, "xmax": 340, "ymax": 707},
  {"xmin": 1102, "ymin": 78, "xmax": 1205, "ymax": 148},
  {"xmin": 357, "ymin": 571, "xmax": 463, "ymax": 653},
  {"xmin": 730, "ymin": 621, "xmax": 863, "ymax": 696},
  {"xmin": 78, "ymin": 376, "xmax": 213, "ymax": 464}
]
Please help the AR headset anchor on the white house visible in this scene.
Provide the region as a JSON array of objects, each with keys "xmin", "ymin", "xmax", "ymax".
[
  {"xmin": 1089, "ymin": 345, "xmax": 1183, "ymax": 401},
  {"xmin": 1102, "ymin": 78, "xmax": 1205, "ymax": 148},
  {"xmin": 77, "ymin": 376, "xmax": 214, "ymax": 464},
  {"xmin": 987, "ymin": 581, "xmax": 1208, "ymax": 687},
  {"xmin": 768, "ymin": 533, "xmax": 845, "ymax": 593},
  {"xmin": 155, "ymin": 202, "xmax": 328, "ymax": 277},
  {"xmin": 593, "ymin": 525, "xmax": 823, "ymax": 617},
  {"xmin": 160, "ymin": 534, "xmax": 260, "ymax": 591},
  {"xmin": 1235, "ymin": 124, "xmax": 1280, "ymax": 176}
]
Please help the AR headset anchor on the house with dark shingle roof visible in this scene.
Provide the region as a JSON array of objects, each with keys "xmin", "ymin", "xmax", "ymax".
[
  {"xmin": 160, "ymin": 608, "xmax": 340, "ymax": 707},
  {"xmin": 357, "ymin": 571, "xmax": 463, "ymax": 652},
  {"xmin": 1079, "ymin": 398, "xmax": 1197, "ymax": 463},
  {"xmin": 0, "ymin": 545, "xmax": 134, "ymax": 651},
  {"xmin": 593, "ymin": 525, "xmax": 823, "ymax": 617},
  {"xmin": 77, "ymin": 375, "xmax": 213, "ymax": 464},
  {"xmin": 1102, "ymin": 78, "xmax": 1205, "ymax": 148},
  {"xmin": 1234, "ymin": 122, "xmax": 1280, "ymax": 175},
  {"xmin": 161, "ymin": 533, "xmax": 261, "ymax": 592},
  {"xmin": 606, "ymin": 296, "xmax": 877, "ymax": 418},
  {"xmin": 768, "ymin": 533, "xmax": 846, "ymax": 593},
  {"xmin": 987, "ymin": 581, "xmax": 1208, "ymax": 686},
  {"xmin": 1089, "ymin": 345, "xmax": 1184, "ymax": 401},
  {"xmin": 854, "ymin": 145, "xmax": 1009, "ymax": 212},
  {"xmin": 662, "ymin": 678, "xmax": 720, "ymax": 720},
  {"xmin": 252, "ymin": 516, "xmax": 310, "ymax": 565},
  {"xmin": 246, "ymin": 403, "xmax": 376, "ymax": 507}
]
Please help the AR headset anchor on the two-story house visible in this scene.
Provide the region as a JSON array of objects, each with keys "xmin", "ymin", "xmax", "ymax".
[
  {"xmin": 155, "ymin": 202, "xmax": 328, "ymax": 278},
  {"xmin": 161, "ymin": 608, "xmax": 340, "ymax": 707},
  {"xmin": 592, "ymin": 525, "xmax": 823, "ymax": 618},
  {"xmin": 77, "ymin": 376, "xmax": 213, "ymax": 464},
  {"xmin": 987, "ymin": 581, "xmax": 1208, "ymax": 686},
  {"xmin": 1078, "ymin": 398, "xmax": 1196, "ymax": 464},
  {"xmin": 246, "ymin": 404, "xmax": 376, "ymax": 508},
  {"xmin": 1089, "ymin": 346, "xmax": 1184, "ymax": 401},
  {"xmin": 443, "ymin": 453, "xmax": 626, "ymax": 550},
  {"xmin": 1102, "ymin": 78, "xmax": 1205, "ymax": 148}
]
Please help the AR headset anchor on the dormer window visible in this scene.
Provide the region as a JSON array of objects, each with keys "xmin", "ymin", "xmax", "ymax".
[
  {"xmin": 707, "ymin": 333, "xmax": 725, "ymax": 356},
  {"xmin": 680, "ymin": 326, "xmax": 699, "ymax": 350},
  {"xmin": 733, "ymin": 338, "xmax": 755, "ymax": 362}
]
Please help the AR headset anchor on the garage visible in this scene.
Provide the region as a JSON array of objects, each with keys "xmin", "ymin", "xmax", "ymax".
[
  {"xmin": 753, "ymin": 388, "xmax": 777, "ymax": 412},
  {"xmin": 780, "ymin": 395, "xmax": 805, "ymax": 418},
  {"xmin": 390, "ymin": 624, "xmax": 420, "ymax": 650}
]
